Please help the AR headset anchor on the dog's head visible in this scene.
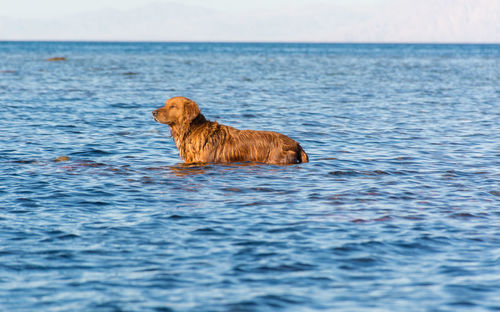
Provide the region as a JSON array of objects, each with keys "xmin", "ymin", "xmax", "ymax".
[{"xmin": 153, "ymin": 97, "xmax": 201, "ymax": 127}]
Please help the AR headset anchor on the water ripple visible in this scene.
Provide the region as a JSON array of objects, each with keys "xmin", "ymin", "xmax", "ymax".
[{"xmin": 0, "ymin": 42, "xmax": 499, "ymax": 311}]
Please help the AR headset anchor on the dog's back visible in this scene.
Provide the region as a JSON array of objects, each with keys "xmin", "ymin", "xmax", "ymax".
[
  {"xmin": 153, "ymin": 97, "xmax": 309, "ymax": 165},
  {"xmin": 178, "ymin": 121, "xmax": 308, "ymax": 164}
]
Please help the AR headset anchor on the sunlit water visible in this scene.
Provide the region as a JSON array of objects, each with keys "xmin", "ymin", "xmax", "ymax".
[{"xmin": 0, "ymin": 42, "xmax": 499, "ymax": 311}]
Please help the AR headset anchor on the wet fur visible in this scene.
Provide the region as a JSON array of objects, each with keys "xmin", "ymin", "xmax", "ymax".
[{"xmin": 153, "ymin": 97, "xmax": 309, "ymax": 164}]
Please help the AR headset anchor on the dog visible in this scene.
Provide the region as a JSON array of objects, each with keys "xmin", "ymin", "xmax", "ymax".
[{"xmin": 152, "ymin": 97, "xmax": 308, "ymax": 165}]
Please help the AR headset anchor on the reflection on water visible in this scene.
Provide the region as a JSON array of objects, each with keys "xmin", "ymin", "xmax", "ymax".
[
  {"xmin": 1, "ymin": 42, "xmax": 499, "ymax": 311},
  {"xmin": 165, "ymin": 161, "xmax": 286, "ymax": 176}
]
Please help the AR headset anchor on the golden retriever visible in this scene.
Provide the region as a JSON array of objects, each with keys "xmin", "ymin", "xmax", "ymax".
[{"xmin": 152, "ymin": 97, "xmax": 308, "ymax": 165}]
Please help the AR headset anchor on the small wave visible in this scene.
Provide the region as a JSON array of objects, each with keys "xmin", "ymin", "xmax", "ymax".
[
  {"xmin": 167, "ymin": 214, "xmax": 188, "ymax": 220},
  {"xmin": 449, "ymin": 212, "xmax": 484, "ymax": 219},
  {"xmin": 191, "ymin": 227, "xmax": 227, "ymax": 236},
  {"xmin": 12, "ymin": 159, "xmax": 39, "ymax": 164},
  {"xmin": 70, "ymin": 148, "xmax": 112, "ymax": 157},
  {"xmin": 329, "ymin": 170, "xmax": 359, "ymax": 176},
  {"xmin": 110, "ymin": 102, "xmax": 139, "ymax": 108},
  {"xmin": 252, "ymin": 294, "xmax": 310, "ymax": 308},
  {"xmin": 329, "ymin": 170, "xmax": 396, "ymax": 176}
]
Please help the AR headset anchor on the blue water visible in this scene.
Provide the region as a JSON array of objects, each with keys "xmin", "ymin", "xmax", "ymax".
[{"xmin": 0, "ymin": 42, "xmax": 499, "ymax": 311}]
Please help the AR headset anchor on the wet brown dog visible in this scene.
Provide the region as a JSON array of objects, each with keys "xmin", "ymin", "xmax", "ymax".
[{"xmin": 152, "ymin": 97, "xmax": 308, "ymax": 164}]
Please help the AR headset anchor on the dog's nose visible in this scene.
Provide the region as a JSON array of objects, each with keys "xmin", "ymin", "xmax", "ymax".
[{"xmin": 152, "ymin": 110, "xmax": 158, "ymax": 117}]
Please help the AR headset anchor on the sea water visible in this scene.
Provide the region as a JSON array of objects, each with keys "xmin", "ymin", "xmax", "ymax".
[{"xmin": 0, "ymin": 42, "xmax": 499, "ymax": 311}]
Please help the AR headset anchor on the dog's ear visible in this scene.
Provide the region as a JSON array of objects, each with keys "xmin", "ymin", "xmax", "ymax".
[{"xmin": 183, "ymin": 99, "xmax": 201, "ymax": 124}]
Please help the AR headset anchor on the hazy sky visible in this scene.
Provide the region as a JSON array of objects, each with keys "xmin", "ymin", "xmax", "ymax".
[
  {"xmin": 0, "ymin": 0, "xmax": 382, "ymax": 18},
  {"xmin": 1, "ymin": 0, "xmax": 498, "ymax": 42},
  {"xmin": 3, "ymin": 0, "xmax": 374, "ymax": 18}
]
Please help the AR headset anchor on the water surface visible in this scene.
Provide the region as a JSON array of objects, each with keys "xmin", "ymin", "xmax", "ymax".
[{"xmin": 0, "ymin": 42, "xmax": 499, "ymax": 311}]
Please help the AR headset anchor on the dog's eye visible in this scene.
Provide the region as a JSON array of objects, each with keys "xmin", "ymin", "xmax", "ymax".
[{"xmin": 170, "ymin": 105, "xmax": 175, "ymax": 109}]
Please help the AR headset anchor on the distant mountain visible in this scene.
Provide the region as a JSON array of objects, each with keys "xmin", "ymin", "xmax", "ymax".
[
  {"xmin": 0, "ymin": 0, "xmax": 498, "ymax": 42},
  {"xmin": 345, "ymin": 0, "xmax": 500, "ymax": 43}
]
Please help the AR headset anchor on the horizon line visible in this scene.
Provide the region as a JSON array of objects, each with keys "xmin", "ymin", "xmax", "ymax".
[{"xmin": 1, "ymin": 39, "xmax": 500, "ymax": 45}]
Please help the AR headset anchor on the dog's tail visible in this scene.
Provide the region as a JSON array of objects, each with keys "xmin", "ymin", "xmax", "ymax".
[{"xmin": 298, "ymin": 145, "xmax": 309, "ymax": 163}]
